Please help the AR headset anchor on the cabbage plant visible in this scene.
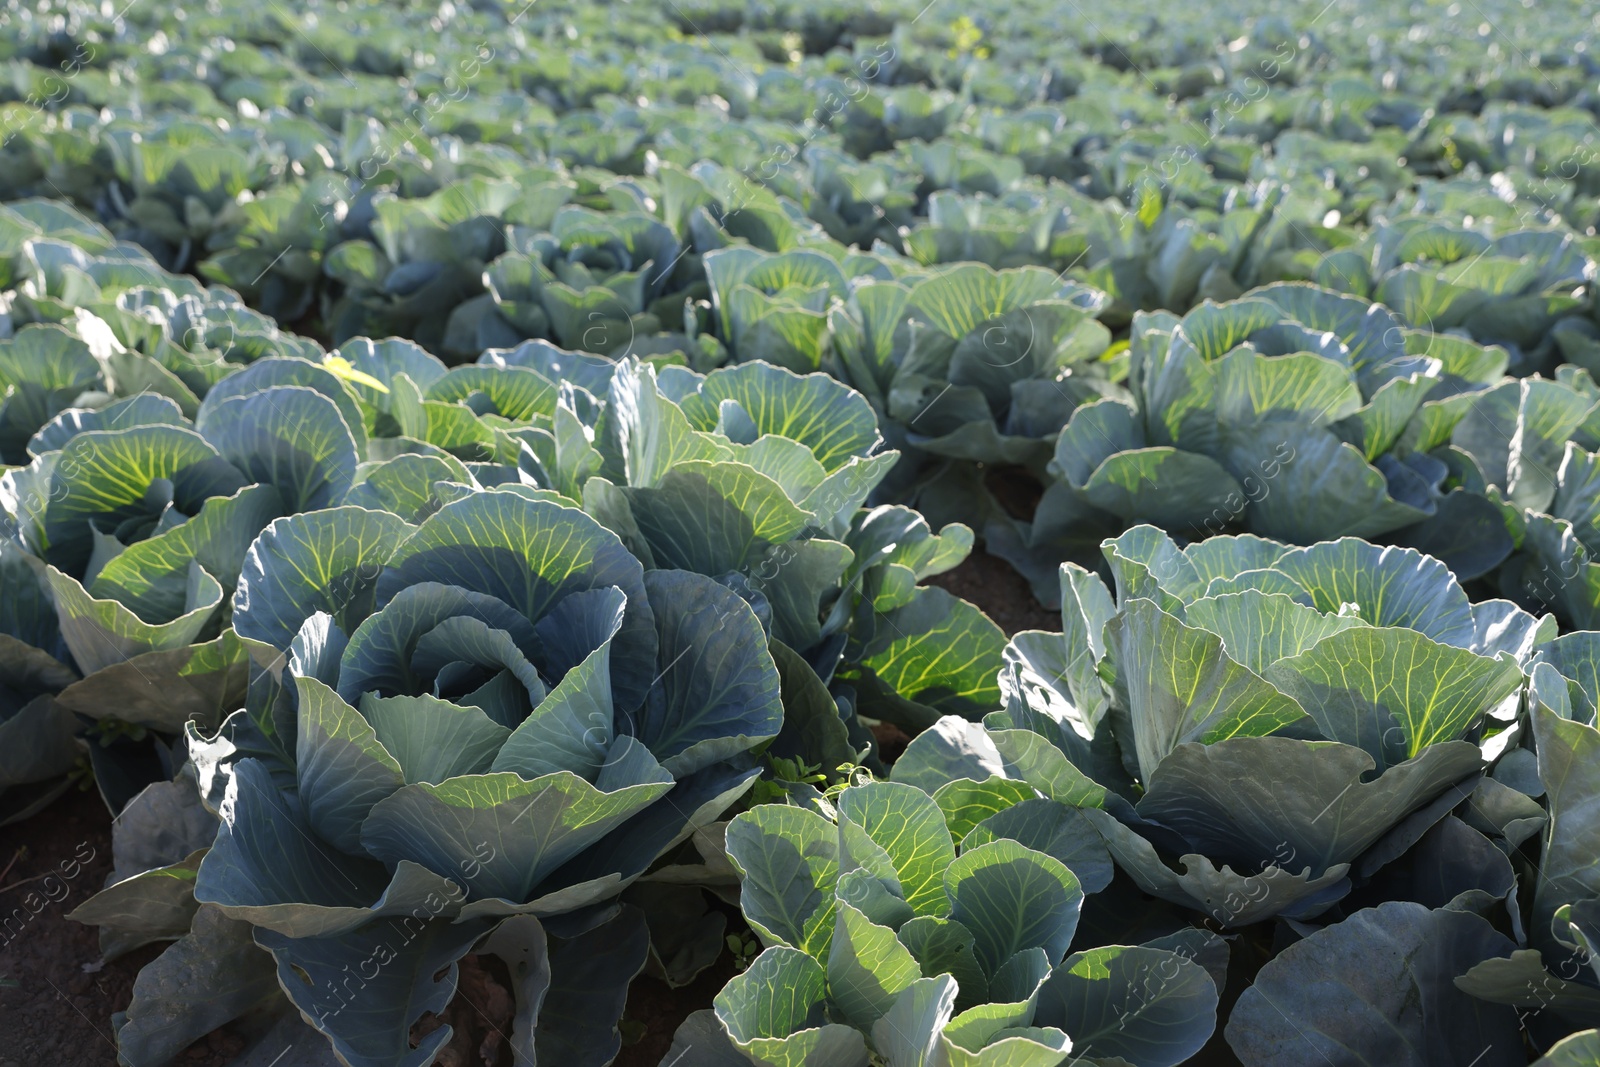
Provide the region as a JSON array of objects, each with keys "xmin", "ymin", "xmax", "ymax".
[
  {"xmin": 950, "ymin": 525, "xmax": 1600, "ymax": 1060},
  {"xmin": 1, "ymin": 394, "xmax": 280, "ymax": 757},
  {"xmin": 1431, "ymin": 648, "xmax": 1600, "ymax": 1047},
  {"xmin": 483, "ymin": 204, "xmax": 688, "ymax": 356},
  {"xmin": 99, "ymin": 120, "xmax": 277, "ymax": 274},
  {"xmin": 0, "ymin": 209, "xmax": 327, "ymax": 820},
  {"xmin": 671, "ymin": 779, "xmax": 1222, "ymax": 1067},
  {"xmin": 515, "ymin": 350, "xmax": 1007, "ymax": 739},
  {"xmin": 86, "ymin": 491, "xmax": 785, "ymax": 1066},
  {"xmin": 1311, "ymin": 224, "xmax": 1591, "ymax": 375},
  {"xmin": 1422, "ymin": 369, "xmax": 1600, "ymax": 627},
  {"xmin": 325, "ymin": 335, "xmax": 1006, "ymax": 742},
  {"xmin": 1221, "ymin": 621, "xmax": 1600, "ymax": 1063},
  {"xmin": 836, "ymin": 263, "xmax": 1113, "ymax": 470},
  {"xmin": 703, "ymin": 244, "xmax": 862, "ymax": 374},
  {"xmin": 989, "ymin": 524, "xmax": 1535, "ymax": 926},
  {"xmin": 316, "ymin": 174, "xmax": 561, "ymax": 352},
  {"xmin": 999, "ymin": 282, "xmax": 1511, "ymax": 604}
]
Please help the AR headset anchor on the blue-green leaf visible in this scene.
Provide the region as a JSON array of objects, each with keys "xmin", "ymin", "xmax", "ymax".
[
  {"xmin": 837, "ymin": 781, "xmax": 957, "ymax": 919},
  {"xmin": 197, "ymin": 758, "xmax": 462, "ymax": 938},
  {"xmin": 726, "ymin": 803, "xmax": 840, "ymax": 957},
  {"xmin": 714, "ymin": 946, "xmax": 869, "ymax": 1067},
  {"xmin": 1225, "ymin": 902, "xmax": 1523, "ymax": 1067},
  {"xmin": 47, "ymin": 560, "xmax": 222, "ymax": 675},
  {"xmin": 1264, "ymin": 627, "xmax": 1523, "ymax": 769},
  {"xmin": 234, "ymin": 506, "xmax": 414, "ymax": 651},
  {"xmin": 202, "ymin": 385, "xmax": 360, "ymax": 512},
  {"xmin": 195, "ymin": 356, "xmax": 369, "ymax": 457},
  {"xmin": 635, "ymin": 569, "xmax": 782, "ymax": 776},
  {"xmin": 1034, "ymin": 944, "xmax": 1218, "ymax": 1067},
  {"xmin": 40, "ymin": 424, "xmax": 242, "ymax": 574},
  {"xmin": 1106, "ymin": 598, "xmax": 1309, "ymax": 781},
  {"xmin": 946, "ymin": 838, "xmax": 1083, "ymax": 976},
  {"xmin": 360, "ymin": 740, "xmax": 672, "ymax": 904},
  {"xmin": 256, "ymin": 915, "xmax": 494, "ymax": 1067},
  {"xmin": 378, "ymin": 492, "xmax": 656, "ymax": 710},
  {"xmin": 676, "ymin": 361, "xmax": 883, "ymax": 473},
  {"xmin": 112, "ymin": 905, "xmax": 280, "ymax": 1067},
  {"xmin": 964, "ymin": 799, "xmax": 1114, "ymax": 895},
  {"xmin": 828, "ymin": 902, "xmax": 923, "ymax": 1032},
  {"xmin": 1269, "ymin": 538, "xmax": 1476, "ymax": 646},
  {"xmin": 294, "ymin": 677, "xmax": 403, "ymax": 855}
]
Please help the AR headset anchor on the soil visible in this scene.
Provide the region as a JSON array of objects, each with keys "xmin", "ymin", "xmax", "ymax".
[
  {"xmin": 612, "ymin": 950, "xmax": 742, "ymax": 1067},
  {"xmin": 0, "ymin": 785, "xmax": 239, "ymax": 1067},
  {"xmin": 869, "ymin": 721, "xmax": 912, "ymax": 765},
  {"xmin": 414, "ymin": 954, "xmax": 517, "ymax": 1067},
  {"xmin": 929, "ymin": 547, "xmax": 1061, "ymax": 637},
  {"xmin": 0, "ymin": 549, "xmax": 1048, "ymax": 1067},
  {"xmin": 984, "ymin": 464, "xmax": 1045, "ymax": 524}
]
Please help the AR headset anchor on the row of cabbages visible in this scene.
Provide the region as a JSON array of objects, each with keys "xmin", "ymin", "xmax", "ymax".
[
  {"xmin": 2, "ymin": 204, "xmax": 1598, "ymax": 1065},
  {"xmin": 66, "ymin": 147, "xmax": 1600, "ymax": 627},
  {"xmin": 7, "ymin": 0, "xmax": 1600, "ymax": 641},
  {"xmin": 6, "ymin": 0, "xmax": 1600, "ymax": 595},
  {"xmin": 10, "ymin": 88, "xmax": 1600, "ymax": 625},
  {"xmin": 0, "ymin": 201, "xmax": 1002, "ymax": 1064},
  {"xmin": 3, "ymin": 0, "xmax": 1598, "ymax": 327},
  {"xmin": 44, "ymin": 520, "xmax": 1600, "ymax": 1065},
  {"xmin": 0, "ymin": 197, "xmax": 999, "ymax": 822},
  {"xmin": 673, "ymin": 527, "xmax": 1600, "ymax": 1066},
  {"xmin": 38, "ymin": 158, "xmax": 1600, "ymax": 637},
  {"xmin": 41, "ymin": 508, "xmax": 1600, "ymax": 1063},
  {"xmin": 983, "ymin": 263, "xmax": 1600, "ymax": 616}
]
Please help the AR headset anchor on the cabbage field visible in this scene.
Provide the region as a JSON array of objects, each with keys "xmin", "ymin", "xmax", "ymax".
[{"xmin": 2, "ymin": 0, "xmax": 1600, "ymax": 1063}]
